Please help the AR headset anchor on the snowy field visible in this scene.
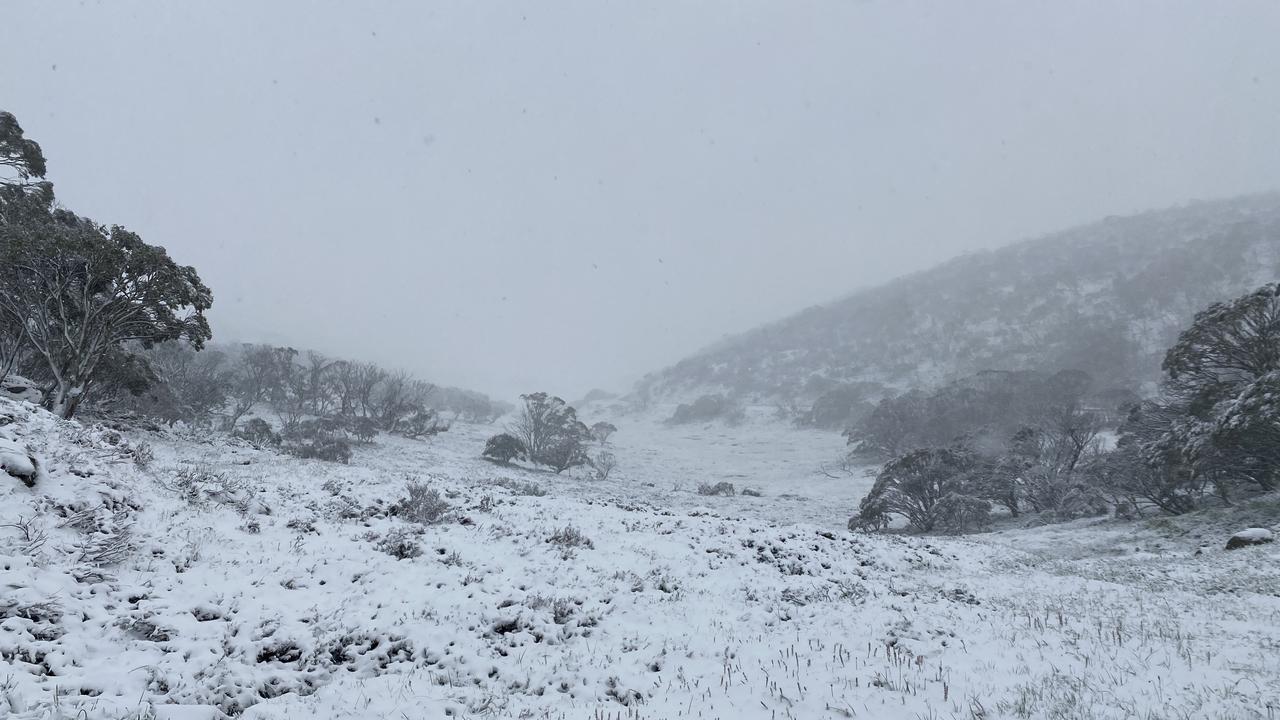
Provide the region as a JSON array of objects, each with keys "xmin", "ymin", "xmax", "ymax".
[{"xmin": 3, "ymin": 398, "xmax": 1278, "ymax": 720}]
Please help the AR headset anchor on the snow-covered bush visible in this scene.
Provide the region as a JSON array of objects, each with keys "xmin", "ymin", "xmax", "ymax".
[
  {"xmin": 667, "ymin": 394, "xmax": 743, "ymax": 425},
  {"xmin": 592, "ymin": 449, "xmax": 617, "ymax": 480},
  {"xmin": 233, "ymin": 417, "xmax": 281, "ymax": 448},
  {"xmin": 482, "ymin": 432, "xmax": 525, "ymax": 465},
  {"xmin": 492, "ymin": 477, "xmax": 546, "ymax": 496},
  {"xmin": 697, "ymin": 481, "xmax": 736, "ymax": 496},
  {"xmin": 281, "ymin": 418, "xmax": 351, "ymax": 464},
  {"xmin": 853, "ymin": 447, "xmax": 986, "ymax": 533},
  {"xmin": 375, "ymin": 526, "xmax": 423, "ymax": 559},
  {"xmin": 547, "ymin": 525, "xmax": 593, "ymax": 549},
  {"xmin": 397, "ymin": 479, "xmax": 450, "ymax": 524}
]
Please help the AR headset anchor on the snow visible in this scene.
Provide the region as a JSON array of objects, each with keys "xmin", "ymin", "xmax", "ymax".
[
  {"xmin": 1230, "ymin": 527, "xmax": 1275, "ymax": 543},
  {"xmin": 2, "ymin": 398, "xmax": 1278, "ymax": 719}
]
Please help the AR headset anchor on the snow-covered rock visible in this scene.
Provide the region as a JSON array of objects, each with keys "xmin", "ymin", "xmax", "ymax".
[
  {"xmin": 0, "ymin": 436, "xmax": 39, "ymax": 486},
  {"xmin": 1226, "ymin": 527, "xmax": 1276, "ymax": 550},
  {"xmin": 0, "ymin": 374, "xmax": 42, "ymax": 404}
]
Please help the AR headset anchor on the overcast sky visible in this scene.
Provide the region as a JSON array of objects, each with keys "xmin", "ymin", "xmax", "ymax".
[{"xmin": 4, "ymin": 1, "xmax": 1280, "ymax": 400}]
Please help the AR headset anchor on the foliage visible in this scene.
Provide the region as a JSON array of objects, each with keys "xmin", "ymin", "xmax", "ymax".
[
  {"xmin": 590, "ymin": 421, "xmax": 617, "ymax": 444},
  {"xmin": 1, "ymin": 115, "xmax": 212, "ymax": 420},
  {"xmin": 509, "ymin": 393, "xmax": 591, "ymax": 473},
  {"xmin": 696, "ymin": 481, "xmax": 736, "ymax": 496},
  {"xmin": 667, "ymin": 394, "xmax": 743, "ymax": 425},
  {"xmin": 397, "ymin": 479, "xmax": 450, "ymax": 525},
  {"xmin": 591, "ymin": 449, "xmax": 617, "ymax": 480},
  {"xmin": 233, "ymin": 418, "xmax": 281, "ymax": 448},
  {"xmin": 1153, "ymin": 283, "xmax": 1280, "ymax": 492},
  {"xmin": 853, "ymin": 447, "xmax": 989, "ymax": 533},
  {"xmin": 280, "ymin": 418, "xmax": 351, "ymax": 463},
  {"xmin": 482, "ymin": 433, "xmax": 526, "ymax": 465}
]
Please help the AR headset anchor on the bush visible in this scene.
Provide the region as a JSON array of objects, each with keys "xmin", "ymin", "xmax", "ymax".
[
  {"xmin": 399, "ymin": 409, "xmax": 448, "ymax": 439},
  {"xmin": 482, "ymin": 433, "xmax": 526, "ymax": 465},
  {"xmin": 592, "ymin": 450, "xmax": 617, "ymax": 480},
  {"xmin": 234, "ymin": 418, "xmax": 280, "ymax": 448},
  {"xmin": 667, "ymin": 394, "xmax": 743, "ymax": 425},
  {"xmin": 548, "ymin": 525, "xmax": 593, "ymax": 549},
  {"xmin": 492, "ymin": 477, "xmax": 546, "ymax": 496},
  {"xmin": 351, "ymin": 416, "xmax": 378, "ymax": 444},
  {"xmin": 852, "ymin": 447, "xmax": 984, "ymax": 533},
  {"xmin": 509, "ymin": 393, "xmax": 592, "ymax": 473},
  {"xmin": 697, "ymin": 481, "xmax": 736, "ymax": 496},
  {"xmin": 398, "ymin": 479, "xmax": 450, "ymax": 524},
  {"xmin": 375, "ymin": 527, "xmax": 423, "ymax": 559},
  {"xmin": 281, "ymin": 418, "xmax": 352, "ymax": 464}
]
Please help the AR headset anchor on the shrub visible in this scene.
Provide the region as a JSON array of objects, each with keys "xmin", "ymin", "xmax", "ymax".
[
  {"xmin": 482, "ymin": 433, "xmax": 525, "ymax": 465},
  {"xmin": 234, "ymin": 418, "xmax": 280, "ymax": 448},
  {"xmin": 281, "ymin": 418, "xmax": 352, "ymax": 464},
  {"xmin": 592, "ymin": 450, "xmax": 617, "ymax": 480},
  {"xmin": 376, "ymin": 527, "xmax": 423, "ymax": 559},
  {"xmin": 351, "ymin": 416, "xmax": 378, "ymax": 444},
  {"xmin": 697, "ymin": 481, "xmax": 736, "ymax": 496},
  {"xmin": 548, "ymin": 525, "xmax": 593, "ymax": 548},
  {"xmin": 509, "ymin": 393, "xmax": 591, "ymax": 473},
  {"xmin": 398, "ymin": 479, "xmax": 450, "ymax": 524},
  {"xmin": 852, "ymin": 446, "xmax": 984, "ymax": 533},
  {"xmin": 667, "ymin": 394, "xmax": 742, "ymax": 425},
  {"xmin": 492, "ymin": 477, "xmax": 546, "ymax": 496},
  {"xmin": 399, "ymin": 409, "xmax": 448, "ymax": 439}
]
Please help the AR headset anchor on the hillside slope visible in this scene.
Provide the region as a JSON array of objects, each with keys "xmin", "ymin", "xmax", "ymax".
[
  {"xmin": 2, "ymin": 399, "xmax": 1278, "ymax": 718},
  {"xmin": 638, "ymin": 193, "xmax": 1280, "ymax": 403}
]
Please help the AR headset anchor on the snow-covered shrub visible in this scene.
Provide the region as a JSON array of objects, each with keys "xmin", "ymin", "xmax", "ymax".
[
  {"xmin": 233, "ymin": 417, "xmax": 281, "ymax": 448},
  {"xmin": 351, "ymin": 416, "xmax": 378, "ymax": 444},
  {"xmin": 547, "ymin": 525, "xmax": 593, "ymax": 549},
  {"xmin": 127, "ymin": 440, "xmax": 155, "ymax": 468},
  {"xmin": 166, "ymin": 464, "xmax": 256, "ymax": 512},
  {"xmin": 399, "ymin": 408, "xmax": 449, "ymax": 439},
  {"xmin": 492, "ymin": 477, "xmax": 546, "ymax": 496},
  {"xmin": 482, "ymin": 432, "xmax": 525, "ymax": 464},
  {"xmin": 397, "ymin": 479, "xmax": 450, "ymax": 524},
  {"xmin": 667, "ymin": 393, "xmax": 743, "ymax": 425},
  {"xmin": 592, "ymin": 449, "xmax": 617, "ymax": 480},
  {"xmin": 375, "ymin": 527, "xmax": 423, "ymax": 559},
  {"xmin": 281, "ymin": 419, "xmax": 351, "ymax": 464},
  {"xmin": 853, "ymin": 447, "xmax": 985, "ymax": 533},
  {"xmin": 697, "ymin": 481, "xmax": 736, "ymax": 496}
]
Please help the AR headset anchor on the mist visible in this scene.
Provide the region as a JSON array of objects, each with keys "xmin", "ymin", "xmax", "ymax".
[{"xmin": 3, "ymin": 1, "xmax": 1279, "ymax": 400}]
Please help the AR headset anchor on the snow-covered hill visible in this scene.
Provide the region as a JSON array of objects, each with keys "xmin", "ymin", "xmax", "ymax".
[
  {"xmin": 639, "ymin": 193, "xmax": 1280, "ymax": 405},
  {"xmin": 2, "ymin": 399, "xmax": 1278, "ymax": 719}
]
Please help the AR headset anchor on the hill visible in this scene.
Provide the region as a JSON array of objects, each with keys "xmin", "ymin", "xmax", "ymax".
[{"xmin": 637, "ymin": 193, "xmax": 1280, "ymax": 406}]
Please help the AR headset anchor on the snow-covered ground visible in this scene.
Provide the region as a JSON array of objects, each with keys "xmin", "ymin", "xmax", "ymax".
[{"xmin": 3, "ymin": 398, "xmax": 1278, "ymax": 719}]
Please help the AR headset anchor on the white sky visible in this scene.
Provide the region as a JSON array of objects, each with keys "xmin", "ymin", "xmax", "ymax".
[{"xmin": 4, "ymin": 1, "xmax": 1280, "ymax": 400}]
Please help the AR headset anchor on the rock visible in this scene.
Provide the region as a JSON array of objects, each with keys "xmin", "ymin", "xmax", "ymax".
[
  {"xmin": 0, "ymin": 437, "xmax": 39, "ymax": 487},
  {"xmin": 1225, "ymin": 528, "xmax": 1275, "ymax": 550}
]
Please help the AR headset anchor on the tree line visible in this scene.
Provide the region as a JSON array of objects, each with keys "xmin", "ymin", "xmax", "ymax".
[
  {"xmin": 0, "ymin": 110, "xmax": 505, "ymax": 446},
  {"xmin": 847, "ymin": 282, "xmax": 1280, "ymax": 532}
]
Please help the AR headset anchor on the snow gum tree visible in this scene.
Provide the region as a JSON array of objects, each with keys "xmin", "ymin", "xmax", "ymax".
[
  {"xmin": 0, "ymin": 110, "xmax": 212, "ymax": 418},
  {"xmin": 1146, "ymin": 283, "xmax": 1280, "ymax": 492}
]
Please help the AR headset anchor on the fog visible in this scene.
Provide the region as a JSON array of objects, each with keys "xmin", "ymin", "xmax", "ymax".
[{"xmin": 3, "ymin": 1, "xmax": 1279, "ymax": 399}]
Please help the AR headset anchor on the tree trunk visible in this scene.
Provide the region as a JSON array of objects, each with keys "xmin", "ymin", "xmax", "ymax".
[{"xmin": 49, "ymin": 380, "xmax": 84, "ymax": 419}]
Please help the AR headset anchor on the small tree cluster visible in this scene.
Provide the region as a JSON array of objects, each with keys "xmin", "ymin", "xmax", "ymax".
[{"xmin": 1092, "ymin": 283, "xmax": 1280, "ymax": 512}]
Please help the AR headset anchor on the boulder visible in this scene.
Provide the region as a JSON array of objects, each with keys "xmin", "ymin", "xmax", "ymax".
[
  {"xmin": 1225, "ymin": 528, "xmax": 1275, "ymax": 550},
  {"xmin": 0, "ymin": 436, "xmax": 39, "ymax": 487}
]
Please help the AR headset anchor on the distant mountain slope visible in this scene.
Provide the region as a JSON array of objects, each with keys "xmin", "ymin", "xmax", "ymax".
[{"xmin": 638, "ymin": 193, "xmax": 1280, "ymax": 403}]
